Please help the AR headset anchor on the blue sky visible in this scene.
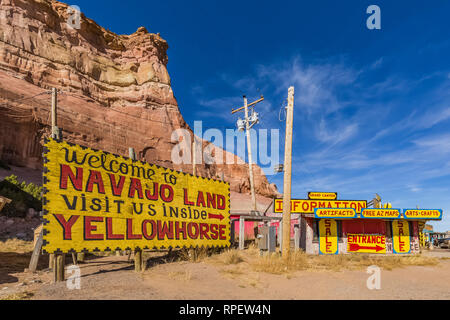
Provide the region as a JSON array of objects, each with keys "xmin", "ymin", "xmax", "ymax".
[{"xmin": 70, "ymin": 0, "xmax": 450, "ymax": 231}]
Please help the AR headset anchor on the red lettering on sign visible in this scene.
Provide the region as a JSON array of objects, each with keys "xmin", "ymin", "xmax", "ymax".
[
  {"xmin": 126, "ymin": 218, "xmax": 142, "ymax": 240},
  {"xmin": 105, "ymin": 217, "xmax": 124, "ymax": 240},
  {"xmin": 86, "ymin": 170, "xmax": 105, "ymax": 194},
  {"xmin": 84, "ymin": 216, "xmax": 104, "ymax": 240},
  {"xmin": 54, "ymin": 214, "xmax": 79, "ymax": 240},
  {"xmin": 142, "ymin": 220, "xmax": 156, "ymax": 240},
  {"xmin": 60, "ymin": 164, "xmax": 83, "ymax": 191}
]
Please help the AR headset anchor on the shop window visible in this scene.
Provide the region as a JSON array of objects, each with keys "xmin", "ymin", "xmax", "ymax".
[{"xmin": 313, "ymin": 220, "xmax": 319, "ymax": 242}]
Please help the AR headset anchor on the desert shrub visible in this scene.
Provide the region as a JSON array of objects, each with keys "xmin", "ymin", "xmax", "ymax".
[{"xmin": 0, "ymin": 175, "xmax": 42, "ymax": 217}]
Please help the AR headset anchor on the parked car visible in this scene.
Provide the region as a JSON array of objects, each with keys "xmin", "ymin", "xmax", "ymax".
[{"xmin": 436, "ymin": 238, "xmax": 450, "ymax": 249}]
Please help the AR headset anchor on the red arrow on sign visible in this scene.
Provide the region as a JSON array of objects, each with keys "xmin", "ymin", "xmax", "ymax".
[
  {"xmin": 208, "ymin": 213, "xmax": 224, "ymax": 221},
  {"xmin": 349, "ymin": 243, "xmax": 384, "ymax": 252}
]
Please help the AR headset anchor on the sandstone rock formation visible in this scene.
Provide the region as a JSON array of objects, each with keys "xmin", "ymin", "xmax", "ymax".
[{"xmin": 0, "ymin": 0, "xmax": 279, "ymax": 198}]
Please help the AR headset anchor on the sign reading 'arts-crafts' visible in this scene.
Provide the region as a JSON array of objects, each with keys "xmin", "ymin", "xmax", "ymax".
[
  {"xmin": 274, "ymin": 199, "xmax": 367, "ymax": 214},
  {"xmin": 361, "ymin": 208, "xmax": 402, "ymax": 219},
  {"xmin": 314, "ymin": 208, "xmax": 357, "ymax": 219},
  {"xmin": 403, "ymin": 209, "xmax": 442, "ymax": 220},
  {"xmin": 42, "ymin": 138, "xmax": 230, "ymax": 254}
]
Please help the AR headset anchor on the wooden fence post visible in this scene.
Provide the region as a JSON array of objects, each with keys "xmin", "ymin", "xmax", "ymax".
[
  {"xmin": 134, "ymin": 249, "xmax": 142, "ymax": 272},
  {"xmin": 54, "ymin": 254, "xmax": 65, "ymax": 282},
  {"xmin": 49, "ymin": 254, "xmax": 55, "ymax": 270}
]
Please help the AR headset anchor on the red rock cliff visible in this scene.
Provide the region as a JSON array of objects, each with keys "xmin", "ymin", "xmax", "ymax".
[{"xmin": 0, "ymin": 0, "xmax": 279, "ymax": 198}]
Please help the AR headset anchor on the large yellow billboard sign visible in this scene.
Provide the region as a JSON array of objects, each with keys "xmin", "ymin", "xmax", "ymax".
[
  {"xmin": 42, "ymin": 138, "xmax": 230, "ymax": 253},
  {"xmin": 318, "ymin": 219, "xmax": 338, "ymax": 254},
  {"xmin": 392, "ymin": 220, "xmax": 410, "ymax": 254},
  {"xmin": 274, "ymin": 199, "xmax": 367, "ymax": 214}
]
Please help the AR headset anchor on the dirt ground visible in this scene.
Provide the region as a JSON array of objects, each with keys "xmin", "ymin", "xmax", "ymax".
[{"xmin": 0, "ymin": 245, "xmax": 449, "ymax": 300}]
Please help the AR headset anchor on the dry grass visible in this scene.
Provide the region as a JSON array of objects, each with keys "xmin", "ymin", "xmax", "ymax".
[
  {"xmin": 208, "ymin": 247, "xmax": 441, "ymax": 275},
  {"xmin": 176, "ymin": 248, "xmax": 211, "ymax": 263},
  {"xmin": 0, "ymin": 291, "xmax": 34, "ymax": 300},
  {"xmin": 0, "ymin": 239, "xmax": 33, "ymax": 253},
  {"xmin": 217, "ymin": 249, "xmax": 244, "ymax": 265},
  {"xmin": 251, "ymin": 251, "xmax": 309, "ymax": 275}
]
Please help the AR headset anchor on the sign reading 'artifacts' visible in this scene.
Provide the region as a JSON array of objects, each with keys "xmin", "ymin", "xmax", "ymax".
[
  {"xmin": 274, "ymin": 199, "xmax": 367, "ymax": 214},
  {"xmin": 314, "ymin": 208, "xmax": 357, "ymax": 219},
  {"xmin": 42, "ymin": 138, "xmax": 230, "ymax": 254},
  {"xmin": 308, "ymin": 192, "xmax": 337, "ymax": 200},
  {"xmin": 318, "ymin": 219, "xmax": 338, "ymax": 255},
  {"xmin": 347, "ymin": 234, "xmax": 386, "ymax": 253},
  {"xmin": 361, "ymin": 208, "xmax": 402, "ymax": 219},
  {"xmin": 392, "ymin": 220, "xmax": 411, "ymax": 254},
  {"xmin": 403, "ymin": 209, "xmax": 442, "ymax": 220}
]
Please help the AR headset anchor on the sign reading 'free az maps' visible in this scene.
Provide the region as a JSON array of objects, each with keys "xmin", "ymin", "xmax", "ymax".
[{"xmin": 42, "ymin": 138, "xmax": 230, "ymax": 254}]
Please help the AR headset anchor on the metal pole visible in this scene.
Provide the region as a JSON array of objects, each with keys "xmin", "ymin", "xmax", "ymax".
[
  {"xmin": 192, "ymin": 140, "xmax": 197, "ymax": 176},
  {"xmin": 239, "ymin": 216, "xmax": 245, "ymax": 250},
  {"xmin": 49, "ymin": 87, "xmax": 59, "ymax": 272},
  {"xmin": 244, "ymin": 96, "xmax": 257, "ymax": 212},
  {"xmin": 282, "ymin": 87, "xmax": 295, "ymax": 258},
  {"xmin": 51, "ymin": 88, "xmax": 59, "ymax": 140}
]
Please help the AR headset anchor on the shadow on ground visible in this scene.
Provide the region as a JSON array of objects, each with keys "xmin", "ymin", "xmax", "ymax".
[{"xmin": 0, "ymin": 252, "xmax": 47, "ymax": 284}]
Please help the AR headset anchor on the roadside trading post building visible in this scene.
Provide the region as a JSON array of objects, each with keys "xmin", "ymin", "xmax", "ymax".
[{"xmin": 275, "ymin": 192, "xmax": 443, "ymax": 255}]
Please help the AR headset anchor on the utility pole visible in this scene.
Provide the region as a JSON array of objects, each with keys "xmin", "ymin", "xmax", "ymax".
[
  {"xmin": 231, "ymin": 95, "xmax": 264, "ymax": 213},
  {"xmin": 282, "ymin": 87, "xmax": 294, "ymax": 257},
  {"xmin": 243, "ymin": 96, "xmax": 257, "ymax": 212}
]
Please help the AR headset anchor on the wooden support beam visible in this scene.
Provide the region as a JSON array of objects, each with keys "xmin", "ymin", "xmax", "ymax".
[
  {"xmin": 71, "ymin": 253, "xmax": 77, "ymax": 265},
  {"xmin": 54, "ymin": 254, "xmax": 65, "ymax": 282},
  {"xmin": 49, "ymin": 254, "xmax": 55, "ymax": 270},
  {"xmin": 28, "ymin": 230, "xmax": 43, "ymax": 272},
  {"xmin": 134, "ymin": 249, "xmax": 143, "ymax": 272}
]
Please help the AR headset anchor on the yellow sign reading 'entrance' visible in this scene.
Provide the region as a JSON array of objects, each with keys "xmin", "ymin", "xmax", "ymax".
[
  {"xmin": 42, "ymin": 138, "xmax": 230, "ymax": 254},
  {"xmin": 347, "ymin": 234, "xmax": 386, "ymax": 253},
  {"xmin": 361, "ymin": 208, "xmax": 402, "ymax": 219},
  {"xmin": 318, "ymin": 219, "xmax": 338, "ymax": 254},
  {"xmin": 274, "ymin": 199, "xmax": 367, "ymax": 214},
  {"xmin": 314, "ymin": 208, "xmax": 357, "ymax": 219},
  {"xmin": 403, "ymin": 209, "xmax": 442, "ymax": 220}
]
